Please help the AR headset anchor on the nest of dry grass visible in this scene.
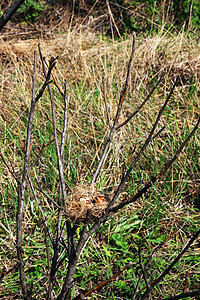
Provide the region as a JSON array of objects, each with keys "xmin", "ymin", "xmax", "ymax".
[{"xmin": 65, "ymin": 182, "xmax": 108, "ymax": 224}]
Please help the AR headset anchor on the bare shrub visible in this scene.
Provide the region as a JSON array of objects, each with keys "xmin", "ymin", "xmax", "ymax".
[{"xmin": 0, "ymin": 36, "xmax": 200, "ymax": 300}]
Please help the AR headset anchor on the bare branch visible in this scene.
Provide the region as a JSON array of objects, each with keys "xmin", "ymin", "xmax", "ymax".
[
  {"xmin": 49, "ymin": 185, "xmax": 64, "ymax": 298},
  {"xmin": 141, "ymin": 228, "xmax": 200, "ymax": 299},
  {"xmin": 112, "ymin": 36, "xmax": 136, "ymax": 127},
  {"xmin": 29, "ymin": 139, "xmax": 55, "ymax": 170},
  {"xmin": 52, "ymin": 75, "xmax": 65, "ymax": 98},
  {"xmin": 133, "ymin": 229, "xmax": 178, "ymax": 299},
  {"xmin": 34, "ymin": 173, "xmax": 62, "ymax": 209},
  {"xmin": 133, "ymin": 230, "xmax": 178, "ymax": 299},
  {"xmin": 163, "ymin": 289, "xmax": 200, "ymax": 300},
  {"xmin": 90, "ymin": 36, "xmax": 136, "ymax": 185},
  {"xmin": 102, "ymin": 77, "xmax": 111, "ymax": 128},
  {"xmin": 138, "ymin": 244, "xmax": 150, "ymax": 292},
  {"xmin": 60, "ymin": 81, "xmax": 69, "ymax": 158},
  {"xmin": 151, "ymin": 125, "xmax": 165, "ymax": 141},
  {"xmin": 45, "ymin": 112, "xmax": 62, "ymax": 134},
  {"xmin": 38, "ymin": 43, "xmax": 68, "ymax": 206},
  {"xmin": 107, "ymin": 76, "xmax": 179, "ymax": 211},
  {"xmin": 110, "ymin": 114, "xmax": 199, "ymax": 213},
  {"xmin": 28, "ymin": 177, "xmax": 54, "ymax": 246},
  {"xmin": 122, "ymin": 126, "xmax": 165, "ymax": 178},
  {"xmin": 0, "ymin": 152, "xmax": 20, "ymax": 184},
  {"xmin": 0, "ymin": 0, "xmax": 25, "ymax": 31},
  {"xmin": 116, "ymin": 73, "xmax": 164, "ymax": 130},
  {"xmin": 74, "ymin": 261, "xmax": 132, "ymax": 299},
  {"xmin": 22, "ymin": 51, "xmax": 37, "ymax": 182},
  {"xmin": 16, "ymin": 50, "xmax": 37, "ymax": 300},
  {"xmin": 35, "ymin": 58, "xmax": 56, "ymax": 103}
]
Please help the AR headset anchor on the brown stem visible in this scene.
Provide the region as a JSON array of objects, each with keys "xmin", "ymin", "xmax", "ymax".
[
  {"xmin": 74, "ymin": 262, "xmax": 132, "ymax": 299},
  {"xmin": 56, "ymin": 258, "xmax": 79, "ymax": 300},
  {"xmin": 138, "ymin": 244, "xmax": 150, "ymax": 291},
  {"xmin": 0, "ymin": 0, "xmax": 25, "ymax": 31},
  {"xmin": 102, "ymin": 77, "xmax": 111, "ymax": 128}
]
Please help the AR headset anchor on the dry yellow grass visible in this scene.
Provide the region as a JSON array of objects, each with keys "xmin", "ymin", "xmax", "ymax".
[{"xmin": 0, "ymin": 27, "xmax": 199, "ymax": 119}]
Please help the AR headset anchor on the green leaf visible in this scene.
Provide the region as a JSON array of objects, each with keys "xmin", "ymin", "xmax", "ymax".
[{"xmin": 102, "ymin": 244, "xmax": 112, "ymax": 257}]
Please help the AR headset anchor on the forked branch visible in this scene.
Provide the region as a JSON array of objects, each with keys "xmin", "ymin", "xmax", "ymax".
[{"xmin": 1, "ymin": 50, "xmax": 57, "ymax": 300}]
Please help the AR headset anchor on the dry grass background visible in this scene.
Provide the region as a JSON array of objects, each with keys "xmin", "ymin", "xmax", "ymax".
[
  {"xmin": 0, "ymin": 28, "xmax": 199, "ymax": 185},
  {"xmin": 0, "ymin": 27, "xmax": 199, "ymax": 119},
  {"xmin": 0, "ymin": 25, "xmax": 200, "ymax": 298}
]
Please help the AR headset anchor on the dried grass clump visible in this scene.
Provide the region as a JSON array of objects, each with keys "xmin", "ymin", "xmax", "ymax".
[{"xmin": 65, "ymin": 183, "xmax": 108, "ymax": 224}]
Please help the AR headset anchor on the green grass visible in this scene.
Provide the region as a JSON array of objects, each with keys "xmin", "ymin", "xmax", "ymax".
[{"xmin": 0, "ymin": 29, "xmax": 200, "ymax": 299}]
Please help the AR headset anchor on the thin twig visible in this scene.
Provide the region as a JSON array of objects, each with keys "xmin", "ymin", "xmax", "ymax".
[
  {"xmin": 29, "ymin": 139, "xmax": 55, "ymax": 170},
  {"xmin": 110, "ymin": 113, "xmax": 199, "ymax": 213},
  {"xmin": 122, "ymin": 144, "xmax": 137, "ymax": 176},
  {"xmin": 0, "ymin": 152, "xmax": 20, "ymax": 184},
  {"xmin": 60, "ymin": 81, "xmax": 69, "ymax": 158},
  {"xmin": 52, "ymin": 75, "xmax": 64, "ymax": 98},
  {"xmin": 116, "ymin": 73, "xmax": 164, "ymax": 130},
  {"xmin": 122, "ymin": 126, "xmax": 165, "ymax": 177},
  {"xmin": 107, "ymin": 76, "xmax": 179, "ymax": 211},
  {"xmin": 38, "ymin": 43, "xmax": 68, "ymax": 205},
  {"xmin": 28, "ymin": 177, "xmax": 54, "ymax": 246},
  {"xmin": 133, "ymin": 230, "xmax": 178, "ymax": 299},
  {"xmin": 102, "ymin": 77, "xmax": 111, "ymax": 128},
  {"xmin": 141, "ymin": 228, "xmax": 200, "ymax": 299},
  {"xmin": 138, "ymin": 230, "xmax": 178, "ymax": 297},
  {"xmin": 74, "ymin": 262, "xmax": 132, "ymax": 299},
  {"xmin": 90, "ymin": 36, "xmax": 135, "ymax": 185},
  {"xmin": 34, "ymin": 170, "xmax": 63, "ymax": 210},
  {"xmin": 16, "ymin": 50, "xmax": 37, "ymax": 300},
  {"xmin": 138, "ymin": 243, "xmax": 150, "ymax": 292},
  {"xmin": 151, "ymin": 125, "xmax": 165, "ymax": 141},
  {"xmin": 45, "ymin": 113, "xmax": 62, "ymax": 134},
  {"xmin": 35, "ymin": 58, "xmax": 56, "ymax": 104}
]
